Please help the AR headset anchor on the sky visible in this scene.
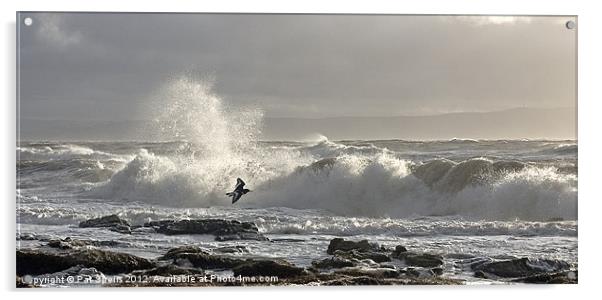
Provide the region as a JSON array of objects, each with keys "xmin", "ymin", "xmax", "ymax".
[{"xmin": 17, "ymin": 13, "xmax": 577, "ymax": 140}]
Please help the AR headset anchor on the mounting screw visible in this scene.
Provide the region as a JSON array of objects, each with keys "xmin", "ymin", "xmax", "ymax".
[{"xmin": 565, "ymin": 20, "xmax": 576, "ymax": 30}]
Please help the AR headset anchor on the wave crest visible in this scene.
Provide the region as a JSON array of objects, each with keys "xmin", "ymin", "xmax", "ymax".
[{"xmin": 76, "ymin": 76, "xmax": 577, "ymax": 221}]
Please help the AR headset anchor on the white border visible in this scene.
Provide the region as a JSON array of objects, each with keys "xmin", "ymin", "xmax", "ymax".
[{"xmin": 2, "ymin": 0, "xmax": 600, "ymax": 299}]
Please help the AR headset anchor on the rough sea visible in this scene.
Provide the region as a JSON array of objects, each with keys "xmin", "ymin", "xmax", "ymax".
[
  {"xmin": 16, "ymin": 77, "xmax": 578, "ymax": 284},
  {"xmin": 16, "ymin": 138, "xmax": 578, "ymax": 283}
]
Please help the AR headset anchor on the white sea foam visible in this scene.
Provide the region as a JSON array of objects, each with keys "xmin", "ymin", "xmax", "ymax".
[
  {"xmin": 75, "ymin": 76, "xmax": 578, "ymax": 221},
  {"xmin": 246, "ymin": 156, "xmax": 576, "ymax": 221},
  {"xmin": 83, "ymin": 137, "xmax": 578, "ymax": 221}
]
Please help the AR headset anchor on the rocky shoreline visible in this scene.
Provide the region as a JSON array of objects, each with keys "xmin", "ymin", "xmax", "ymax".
[{"xmin": 16, "ymin": 215, "xmax": 577, "ymax": 287}]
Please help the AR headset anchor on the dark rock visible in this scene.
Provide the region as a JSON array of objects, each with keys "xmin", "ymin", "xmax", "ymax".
[
  {"xmin": 233, "ymin": 259, "xmax": 305, "ymax": 278},
  {"xmin": 109, "ymin": 224, "xmax": 132, "ymax": 234},
  {"xmin": 79, "ymin": 215, "xmax": 131, "ymax": 234},
  {"xmin": 47, "ymin": 239, "xmax": 73, "ymax": 250},
  {"xmin": 158, "ymin": 245, "xmax": 245, "ymax": 269},
  {"xmin": 473, "ymin": 258, "xmax": 571, "ymax": 278},
  {"xmin": 407, "ymin": 268, "xmax": 435, "ymax": 278},
  {"xmin": 144, "ymin": 219, "xmax": 268, "ymax": 241},
  {"xmin": 333, "ymin": 249, "xmax": 391, "ymax": 263},
  {"xmin": 318, "ymin": 274, "xmax": 463, "ymax": 285},
  {"xmin": 391, "ymin": 245, "xmax": 408, "ymax": 256},
  {"xmin": 159, "ymin": 245, "xmax": 210, "ymax": 260},
  {"xmin": 186, "ymin": 254, "xmax": 246, "ymax": 270},
  {"xmin": 312, "ymin": 247, "xmax": 397, "ymax": 272},
  {"xmin": 131, "ymin": 264, "xmax": 203, "ymax": 277},
  {"xmin": 79, "ymin": 214, "xmax": 130, "ymax": 228},
  {"xmin": 17, "ymin": 249, "xmax": 76, "ymax": 276},
  {"xmin": 16, "ymin": 248, "xmax": 154, "ymax": 275},
  {"xmin": 393, "ymin": 252, "xmax": 444, "ymax": 268},
  {"xmin": 326, "ymin": 238, "xmax": 379, "ymax": 255},
  {"xmin": 512, "ymin": 270, "xmax": 577, "ymax": 284},
  {"xmin": 458, "ymin": 257, "xmax": 493, "ymax": 271},
  {"xmin": 312, "ymin": 257, "xmax": 356, "ymax": 269}
]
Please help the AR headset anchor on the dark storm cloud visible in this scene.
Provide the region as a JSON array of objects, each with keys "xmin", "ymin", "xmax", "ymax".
[{"xmin": 18, "ymin": 13, "xmax": 576, "ymax": 120}]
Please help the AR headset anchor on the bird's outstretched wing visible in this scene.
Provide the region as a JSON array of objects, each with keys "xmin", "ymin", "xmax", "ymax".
[{"xmin": 235, "ymin": 178, "xmax": 245, "ymax": 189}]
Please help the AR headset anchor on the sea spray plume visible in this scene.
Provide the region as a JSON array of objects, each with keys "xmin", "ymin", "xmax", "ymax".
[
  {"xmin": 93, "ymin": 75, "xmax": 309, "ymax": 206},
  {"xmin": 152, "ymin": 75, "xmax": 263, "ymax": 159}
]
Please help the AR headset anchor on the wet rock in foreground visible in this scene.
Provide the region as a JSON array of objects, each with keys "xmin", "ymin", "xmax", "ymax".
[
  {"xmin": 393, "ymin": 252, "xmax": 444, "ymax": 268},
  {"xmin": 159, "ymin": 245, "xmax": 209, "ymax": 260},
  {"xmin": 311, "ymin": 256, "xmax": 356, "ymax": 270},
  {"xmin": 17, "ymin": 234, "xmax": 576, "ymax": 287},
  {"xmin": 131, "ymin": 264, "xmax": 203, "ymax": 277},
  {"xmin": 512, "ymin": 270, "xmax": 577, "ymax": 284},
  {"xmin": 333, "ymin": 249, "xmax": 391, "ymax": 263},
  {"xmin": 16, "ymin": 248, "xmax": 154, "ymax": 276},
  {"xmin": 233, "ymin": 260, "xmax": 305, "ymax": 278},
  {"xmin": 472, "ymin": 257, "xmax": 571, "ymax": 278},
  {"xmin": 158, "ymin": 245, "xmax": 246, "ymax": 269}
]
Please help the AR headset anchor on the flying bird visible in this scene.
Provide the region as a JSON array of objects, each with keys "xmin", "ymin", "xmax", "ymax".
[{"xmin": 226, "ymin": 178, "xmax": 251, "ymax": 204}]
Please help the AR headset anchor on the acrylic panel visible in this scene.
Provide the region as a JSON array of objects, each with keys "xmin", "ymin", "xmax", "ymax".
[{"xmin": 16, "ymin": 13, "xmax": 577, "ymax": 287}]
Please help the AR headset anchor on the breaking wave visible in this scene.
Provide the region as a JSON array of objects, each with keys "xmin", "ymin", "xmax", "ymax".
[
  {"xmin": 87, "ymin": 83, "xmax": 576, "ymax": 220},
  {"xmin": 245, "ymin": 155, "xmax": 577, "ymax": 221},
  {"xmin": 23, "ymin": 138, "xmax": 577, "ymax": 221},
  {"xmin": 19, "ymin": 76, "xmax": 576, "ymax": 221}
]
